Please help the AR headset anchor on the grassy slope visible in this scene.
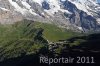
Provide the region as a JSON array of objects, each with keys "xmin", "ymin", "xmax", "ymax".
[
  {"xmin": 34, "ymin": 22, "xmax": 81, "ymax": 42},
  {"xmin": 0, "ymin": 20, "xmax": 100, "ymax": 66},
  {"xmin": 0, "ymin": 20, "xmax": 47, "ymax": 61},
  {"xmin": 0, "ymin": 20, "xmax": 82, "ymax": 62}
]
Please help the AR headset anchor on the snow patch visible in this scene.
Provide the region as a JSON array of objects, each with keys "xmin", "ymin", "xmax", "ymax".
[
  {"xmin": 44, "ymin": 0, "xmax": 71, "ymax": 15},
  {"xmin": 8, "ymin": 0, "xmax": 26, "ymax": 14},
  {"xmin": 97, "ymin": 18, "xmax": 100, "ymax": 24},
  {"xmin": 68, "ymin": 0, "xmax": 99, "ymax": 16},
  {"xmin": 21, "ymin": 1, "xmax": 31, "ymax": 9},
  {"xmin": 78, "ymin": 26, "xmax": 83, "ymax": 30},
  {"xmin": 32, "ymin": 0, "xmax": 44, "ymax": 6},
  {"xmin": 69, "ymin": 0, "xmax": 92, "ymax": 16},
  {"xmin": 8, "ymin": 0, "xmax": 38, "ymax": 16},
  {"xmin": 29, "ymin": 9, "xmax": 38, "ymax": 15},
  {"xmin": 0, "ymin": 7, "xmax": 9, "ymax": 11}
]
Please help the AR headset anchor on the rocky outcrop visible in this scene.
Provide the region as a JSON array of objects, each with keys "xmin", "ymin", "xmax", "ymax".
[{"xmin": 62, "ymin": 1, "xmax": 98, "ymax": 32}]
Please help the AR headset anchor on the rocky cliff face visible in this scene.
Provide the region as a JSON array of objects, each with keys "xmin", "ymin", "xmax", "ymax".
[
  {"xmin": 62, "ymin": 1, "xmax": 98, "ymax": 32},
  {"xmin": 0, "ymin": 0, "xmax": 100, "ymax": 32},
  {"xmin": 0, "ymin": 0, "xmax": 23, "ymax": 24}
]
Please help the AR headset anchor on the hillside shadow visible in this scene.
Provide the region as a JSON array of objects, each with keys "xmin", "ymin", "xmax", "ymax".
[
  {"xmin": 0, "ymin": 48, "xmax": 49, "ymax": 66},
  {"xmin": 0, "ymin": 33, "xmax": 100, "ymax": 66}
]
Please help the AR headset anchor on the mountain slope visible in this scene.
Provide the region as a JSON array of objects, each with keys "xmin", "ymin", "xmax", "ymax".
[
  {"xmin": 0, "ymin": 19, "xmax": 82, "ymax": 63},
  {"xmin": 0, "ymin": 20, "xmax": 100, "ymax": 66},
  {"xmin": 0, "ymin": 0, "xmax": 100, "ymax": 32},
  {"xmin": 0, "ymin": 20, "xmax": 48, "ymax": 62}
]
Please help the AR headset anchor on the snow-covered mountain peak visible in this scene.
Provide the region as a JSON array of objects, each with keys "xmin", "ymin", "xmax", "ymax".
[
  {"xmin": 0, "ymin": 0, "xmax": 100, "ymax": 32},
  {"xmin": 69, "ymin": 0, "xmax": 98, "ymax": 7},
  {"xmin": 68, "ymin": 0, "xmax": 100, "ymax": 16}
]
